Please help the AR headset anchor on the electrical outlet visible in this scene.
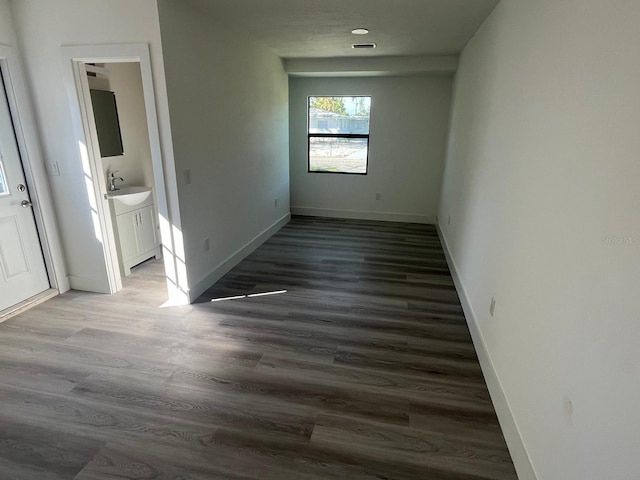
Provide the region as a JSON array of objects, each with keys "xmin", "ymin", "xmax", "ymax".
[
  {"xmin": 274, "ymin": 198, "xmax": 278, "ymax": 208},
  {"xmin": 448, "ymin": 216, "xmax": 451, "ymax": 226},
  {"xmin": 47, "ymin": 162, "xmax": 60, "ymax": 176},
  {"xmin": 489, "ymin": 297, "xmax": 496, "ymax": 317},
  {"xmin": 204, "ymin": 238, "xmax": 210, "ymax": 252},
  {"xmin": 375, "ymin": 193, "xmax": 381, "ymax": 201},
  {"xmin": 184, "ymin": 168, "xmax": 192, "ymax": 185}
]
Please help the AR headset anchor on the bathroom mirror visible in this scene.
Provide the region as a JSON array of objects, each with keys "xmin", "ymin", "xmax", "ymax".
[{"xmin": 90, "ymin": 89, "xmax": 124, "ymax": 157}]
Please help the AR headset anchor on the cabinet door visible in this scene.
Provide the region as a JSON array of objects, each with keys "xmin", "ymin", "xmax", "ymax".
[
  {"xmin": 116, "ymin": 212, "xmax": 139, "ymax": 262},
  {"xmin": 137, "ymin": 205, "xmax": 157, "ymax": 255}
]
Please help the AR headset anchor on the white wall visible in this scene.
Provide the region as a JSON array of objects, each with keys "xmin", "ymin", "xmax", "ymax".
[
  {"xmin": 156, "ymin": 0, "xmax": 290, "ymax": 300},
  {"xmin": 0, "ymin": 0, "xmax": 14, "ymax": 44},
  {"xmin": 439, "ymin": 1, "xmax": 640, "ymax": 479},
  {"xmin": 98, "ymin": 62, "xmax": 154, "ymax": 191},
  {"xmin": 290, "ymin": 76, "xmax": 451, "ymax": 223},
  {"xmin": 10, "ymin": 0, "xmax": 182, "ymax": 296}
]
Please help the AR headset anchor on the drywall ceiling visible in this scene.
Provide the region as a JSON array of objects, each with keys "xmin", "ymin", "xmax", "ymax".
[{"xmin": 182, "ymin": 0, "xmax": 501, "ymax": 58}]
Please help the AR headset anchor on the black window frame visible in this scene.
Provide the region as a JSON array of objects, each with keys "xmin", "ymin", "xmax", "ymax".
[{"xmin": 307, "ymin": 96, "xmax": 371, "ymax": 175}]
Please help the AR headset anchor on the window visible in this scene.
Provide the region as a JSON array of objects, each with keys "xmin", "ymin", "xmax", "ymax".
[{"xmin": 308, "ymin": 96, "xmax": 371, "ymax": 174}]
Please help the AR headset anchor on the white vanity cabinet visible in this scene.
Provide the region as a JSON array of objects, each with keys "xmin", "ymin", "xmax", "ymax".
[{"xmin": 110, "ymin": 194, "xmax": 161, "ymax": 275}]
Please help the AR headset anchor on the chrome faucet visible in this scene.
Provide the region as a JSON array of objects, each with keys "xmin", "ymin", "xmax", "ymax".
[{"xmin": 109, "ymin": 171, "xmax": 124, "ymax": 191}]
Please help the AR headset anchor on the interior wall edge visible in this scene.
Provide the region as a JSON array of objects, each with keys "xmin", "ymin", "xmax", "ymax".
[
  {"xmin": 284, "ymin": 55, "xmax": 458, "ymax": 77},
  {"xmin": 437, "ymin": 223, "xmax": 538, "ymax": 480},
  {"xmin": 188, "ymin": 213, "xmax": 291, "ymax": 303}
]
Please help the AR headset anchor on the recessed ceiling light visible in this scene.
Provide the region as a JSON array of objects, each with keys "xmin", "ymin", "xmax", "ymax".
[{"xmin": 351, "ymin": 28, "xmax": 369, "ymax": 35}]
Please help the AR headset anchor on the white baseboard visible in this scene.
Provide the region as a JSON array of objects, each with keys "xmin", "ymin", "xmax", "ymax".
[
  {"xmin": 437, "ymin": 224, "xmax": 537, "ymax": 480},
  {"xmin": 57, "ymin": 275, "xmax": 71, "ymax": 294},
  {"xmin": 188, "ymin": 213, "xmax": 291, "ymax": 303},
  {"xmin": 291, "ymin": 206, "xmax": 435, "ymax": 224}
]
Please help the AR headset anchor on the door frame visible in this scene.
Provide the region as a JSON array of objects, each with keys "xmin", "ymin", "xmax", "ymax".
[
  {"xmin": 0, "ymin": 43, "xmax": 67, "ymax": 295},
  {"xmin": 61, "ymin": 43, "xmax": 179, "ymax": 298}
]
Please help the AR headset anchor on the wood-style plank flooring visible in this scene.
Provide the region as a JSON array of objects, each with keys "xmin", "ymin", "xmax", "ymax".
[{"xmin": 0, "ymin": 216, "xmax": 517, "ymax": 479}]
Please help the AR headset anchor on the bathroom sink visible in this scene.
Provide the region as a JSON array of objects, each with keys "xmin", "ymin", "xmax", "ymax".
[{"xmin": 107, "ymin": 186, "xmax": 152, "ymax": 206}]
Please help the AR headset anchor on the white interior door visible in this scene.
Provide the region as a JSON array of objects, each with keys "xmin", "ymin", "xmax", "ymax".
[{"xmin": 0, "ymin": 73, "xmax": 49, "ymax": 311}]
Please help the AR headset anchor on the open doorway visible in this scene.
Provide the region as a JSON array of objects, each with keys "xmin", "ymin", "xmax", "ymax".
[
  {"xmin": 85, "ymin": 61, "xmax": 162, "ymax": 287},
  {"xmin": 62, "ymin": 44, "xmax": 186, "ymax": 304}
]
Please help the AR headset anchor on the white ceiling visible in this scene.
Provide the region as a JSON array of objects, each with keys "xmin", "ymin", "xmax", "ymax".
[{"xmin": 183, "ymin": 0, "xmax": 501, "ymax": 59}]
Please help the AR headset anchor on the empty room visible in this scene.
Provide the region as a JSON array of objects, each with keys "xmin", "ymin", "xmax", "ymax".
[{"xmin": 0, "ymin": 1, "xmax": 638, "ymax": 479}]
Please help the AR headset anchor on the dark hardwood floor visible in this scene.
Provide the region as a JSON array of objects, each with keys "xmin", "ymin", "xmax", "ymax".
[{"xmin": 0, "ymin": 216, "xmax": 517, "ymax": 479}]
